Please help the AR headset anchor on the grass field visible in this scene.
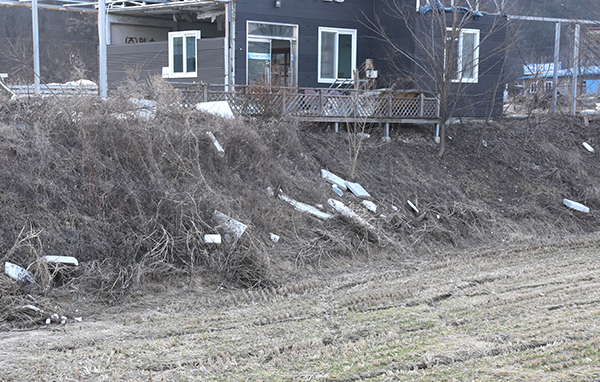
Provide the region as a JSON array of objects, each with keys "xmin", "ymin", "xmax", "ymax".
[{"xmin": 2, "ymin": 236, "xmax": 599, "ymax": 381}]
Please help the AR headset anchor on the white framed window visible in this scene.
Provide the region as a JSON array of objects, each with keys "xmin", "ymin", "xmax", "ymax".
[
  {"xmin": 164, "ymin": 31, "xmax": 200, "ymax": 78},
  {"xmin": 448, "ymin": 28, "xmax": 479, "ymax": 83},
  {"xmin": 318, "ymin": 27, "xmax": 357, "ymax": 83}
]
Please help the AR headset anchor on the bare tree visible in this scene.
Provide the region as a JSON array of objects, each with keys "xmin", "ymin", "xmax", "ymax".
[{"xmin": 366, "ymin": 0, "xmax": 512, "ymax": 157}]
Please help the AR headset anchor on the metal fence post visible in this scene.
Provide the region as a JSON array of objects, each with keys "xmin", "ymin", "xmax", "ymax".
[
  {"xmin": 420, "ymin": 93, "xmax": 425, "ymax": 117},
  {"xmin": 319, "ymin": 89, "xmax": 324, "ymax": 116}
]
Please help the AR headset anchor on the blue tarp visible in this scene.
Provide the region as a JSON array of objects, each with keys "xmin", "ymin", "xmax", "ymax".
[{"xmin": 419, "ymin": 0, "xmax": 484, "ymax": 20}]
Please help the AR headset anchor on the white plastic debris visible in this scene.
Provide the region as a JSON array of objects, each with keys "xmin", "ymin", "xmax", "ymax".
[
  {"xmin": 328, "ymin": 199, "xmax": 376, "ymax": 232},
  {"xmin": 362, "ymin": 200, "xmax": 377, "ymax": 213},
  {"xmin": 321, "ymin": 169, "xmax": 348, "ymax": 191},
  {"xmin": 279, "ymin": 194, "xmax": 333, "ymax": 220},
  {"xmin": 195, "ymin": 101, "xmax": 234, "ymax": 119},
  {"xmin": 391, "ymin": 205, "xmax": 398, "ymax": 211},
  {"xmin": 22, "ymin": 305, "xmax": 43, "ymax": 313},
  {"xmin": 45, "ymin": 318, "xmax": 51, "ymax": 325},
  {"xmin": 407, "ymin": 200, "xmax": 420, "ymax": 214},
  {"xmin": 43, "ymin": 256, "xmax": 79, "ymax": 266},
  {"xmin": 204, "ymin": 234, "xmax": 222, "ymax": 244},
  {"xmin": 74, "ymin": 317, "xmax": 82, "ymax": 322},
  {"xmin": 213, "ymin": 210, "xmax": 248, "ymax": 241},
  {"xmin": 60, "ymin": 316, "xmax": 67, "ymax": 325},
  {"xmin": 563, "ymin": 199, "xmax": 590, "ymax": 213},
  {"xmin": 266, "ymin": 187, "xmax": 275, "ymax": 197},
  {"xmin": 270, "ymin": 233, "xmax": 280, "ymax": 243},
  {"xmin": 206, "ymin": 131, "xmax": 225, "ymax": 157},
  {"xmin": 332, "ymin": 184, "xmax": 344, "ymax": 197},
  {"xmin": 357, "ymin": 132, "xmax": 370, "ymax": 139},
  {"xmin": 4, "ymin": 262, "xmax": 34, "ymax": 283},
  {"xmin": 345, "ymin": 181, "xmax": 371, "ymax": 199},
  {"xmin": 583, "ymin": 142, "xmax": 595, "ymax": 153}
]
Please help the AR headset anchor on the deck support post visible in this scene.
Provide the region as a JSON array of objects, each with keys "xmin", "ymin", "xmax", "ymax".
[
  {"xmin": 434, "ymin": 123, "xmax": 440, "ymax": 143},
  {"xmin": 334, "ymin": 122, "xmax": 339, "ymax": 133},
  {"xmin": 383, "ymin": 122, "xmax": 390, "ymax": 141}
]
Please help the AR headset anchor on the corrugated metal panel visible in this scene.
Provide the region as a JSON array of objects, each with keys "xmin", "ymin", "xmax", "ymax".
[{"xmin": 107, "ymin": 38, "xmax": 226, "ymax": 89}]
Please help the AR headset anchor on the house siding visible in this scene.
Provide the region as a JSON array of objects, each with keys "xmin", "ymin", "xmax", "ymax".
[
  {"xmin": 107, "ymin": 37, "xmax": 226, "ymax": 90},
  {"xmin": 413, "ymin": 13, "xmax": 507, "ymax": 118},
  {"xmin": 234, "ymin": 0, "xmax": 374, "ymax": 88}
]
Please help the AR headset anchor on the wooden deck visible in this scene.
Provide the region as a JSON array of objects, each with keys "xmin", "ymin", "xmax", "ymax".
[{"xmin": 182, "ymin": 85, "xmax": 441, "ymax": 125}]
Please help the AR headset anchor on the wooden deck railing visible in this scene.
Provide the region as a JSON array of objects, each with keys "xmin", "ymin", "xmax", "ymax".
[{"xmin": 182, "ymin": 85, "xmax": 440, "ymax": 123}]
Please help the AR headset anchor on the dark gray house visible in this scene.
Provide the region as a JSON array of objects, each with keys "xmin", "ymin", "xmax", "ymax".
[{"xmin": 106, "ymin": 0, "xmax": 507, "ymax": 118}]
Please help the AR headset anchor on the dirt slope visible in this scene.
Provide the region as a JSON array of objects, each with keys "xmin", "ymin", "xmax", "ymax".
[{"xmin": 1, "ymin": 84, "xmax": 600, "ymax": 378}]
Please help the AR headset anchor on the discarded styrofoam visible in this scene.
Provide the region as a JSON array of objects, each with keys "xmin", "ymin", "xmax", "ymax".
[
  {"xmin": 321, "ymin": 169, "xmax": 347, "ymax": 191},
  {"xmin": 204, "ymin": 234, "xmax": 222, "ymax": 244},
  {"xmin": 43, "ymin": 256, "xmax": 79, "ymax": 266},
  {"xmin": 279, "ymin": 193, "xmax": 333, "ymax": 220},
  {"xmin": 345, "ymin": 181, "xmax": 371, "ymax": 199},
  {"xmin": 74, "ymin": 317, "xmax": 82, "ymax": 322},
  {"xmin": 195, "ymin": 101, "xmax": 234, "ymax": 119},
  {"xmin": 4, "ymin": 262, "xmax": 34, "ymax": 283},
  {"xmin": 206, "ymin": 131, "xmax": 225, "ymax": 157},
  {"xmin": 270, "ymin": 233, "xmax": 280, "ymax": 243},
  {"xmin": 583, "ymin": 142, "xmax": 595, "ymax": 153},
  {"xmin": 362, "ymin": 200, "xmax": 377, "ymax": 213},
  {"xmin": 213, "ymin": 210, "xmax": 248, "ymax": 241},
  {"xmin": 328, "ymin": 199, "xmax": 376, "ymax": 232},
  {"xmin": 332, "ymin": 184, "xmax": 344, "ymax": 197},
  {"xmin": 563, "ymin": 199, "xmax": 590, "ymax": 213},
  {"xmin": 407, "ymin": 200, "xmax": 420, "ymax": 214}
]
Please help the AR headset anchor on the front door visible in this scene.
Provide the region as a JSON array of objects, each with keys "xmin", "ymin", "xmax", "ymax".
[
  {"xmin": 247, "ymin": 38, "xmax": 272, "ymax": 86},
  {"xmin": 247, "ymin": 21, "xmax": 298, "ymax": 87}
]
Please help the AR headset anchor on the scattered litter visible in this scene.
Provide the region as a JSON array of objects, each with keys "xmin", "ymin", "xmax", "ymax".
[
  {"xmin": 74, "ymin": 317, "xmax": 82, "ymax": 322},
  {"xmin": 213, "ymin": 210, "xmax": 248, "ymax": 242},
  {"xmin": 362, "ymin": 200, "xmax": 377, "ymax": 213},
  {"xmin": 22, "ymin": 305, "xmax": 43, "ymax": 313},
  {"xmin": 4, "ymin": 262, "xmax": 34, "ymax": 283},
  {"xmin": 43, "ymin": 256, "xmax": 79, "ymax": 266},
  {"xmin": 391, "ymin": 205, "xmax": 398, "ymax": 211},
  {"xmin": 328, "ymin": 199, "xmax": 377, "ymax": 233},
  {"xmin": 563, "ymin": 199, "xmax": 590, "ymax": 213},
  {"xmin": 270, "ymin": 233, "xmax": 280, "ymax": 243},
  {"xmin": 195, "ymin": 101, "xmax": 234, "ymax": 118},
  {"xmin": 206, "ymin": 131, "xmax": 225, "ymax": 157},
  {"xmin": 50, "ymin": 313, "xmax": 60, "ymax": 323},
  {"xmin": 582, "ymin": 142, "xmax": 595, "ymax": 153},
  {"xmin": 45, "ymin": 318, "xmax": 51, "ymax": 325},
  {"xmin": 204, "ymin": 234, "xmax": 222, "ymax": 244},
  {"xmin": 279, "ymin": 194, "xmax": 333, "ymax": 220},
  {"xmin": 345, "ymin": 181, "xmax": 371, "ymax": 199},
  {"xmin": 332, "ymin": 184, "xmax": 344, "ymax": 197},
  {"xmin": 321, "ymin": 169, "xmax": 347, "ymax": 191},
  {"xmin": 266, "ymin": 187, "xmax": 274, "ymax": 197},
  {"xmin": 357, "ymin": 132, "xmax": 370, "ymax": 139},
  {"xmin": 60, "ymin": 316, "xmax": 67, "ymax": 325},
  {"xmin": 407, "ymin": 200, "xmax": 420, "ymax": 214}
]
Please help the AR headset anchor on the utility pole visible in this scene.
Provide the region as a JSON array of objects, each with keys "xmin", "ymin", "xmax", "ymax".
[
  {"xmin": 98, "ymin": 0, "xmax": 107, "ymax": 98},
  {"xmin": 31, "ymin": 0, "xmax": 40, "ymax": 94},
  {"xmin": 552, "ymin": 22, "xmax": 561, "ymax": 115},
  {"xmin": 572, "ymin": 24, "xmax": 580, "ymax": 116}
]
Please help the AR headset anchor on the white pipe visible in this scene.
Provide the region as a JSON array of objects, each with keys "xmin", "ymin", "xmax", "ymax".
[{"xmin": 552, "ymin": 22, "xmax": 560, "ymax": 115}]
